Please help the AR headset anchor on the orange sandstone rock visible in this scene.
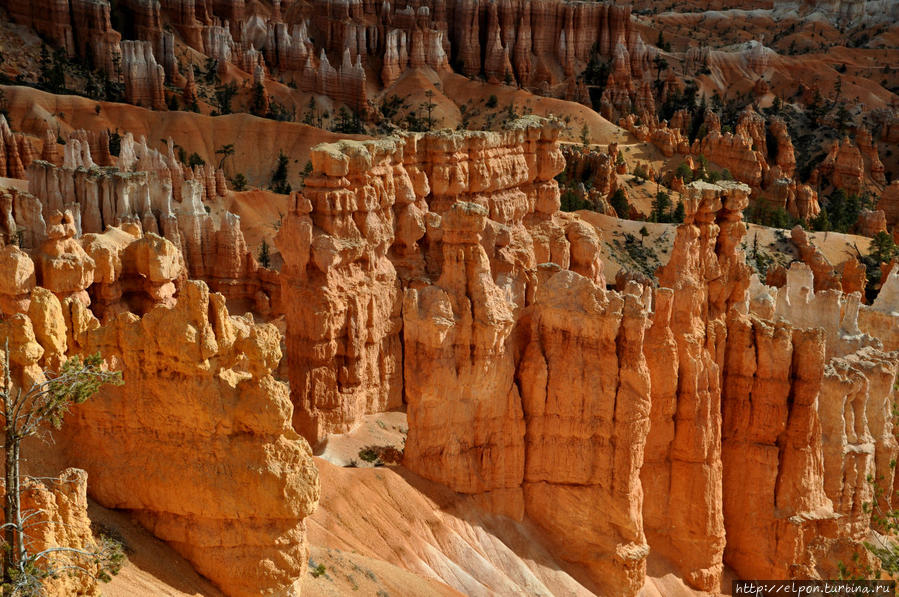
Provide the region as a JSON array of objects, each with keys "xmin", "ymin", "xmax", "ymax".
[
  {"xmin": 0, "ymin": 469, "xmax": 102, "ymax": 597},
  {"xmin": 58, "ymin": 280, "xmax": 320, "ymax": 597}
]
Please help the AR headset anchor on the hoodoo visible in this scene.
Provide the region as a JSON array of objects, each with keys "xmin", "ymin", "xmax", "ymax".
[{"xmin": 0, "ymin": 0, "xmax": 898, "ymax": 595}]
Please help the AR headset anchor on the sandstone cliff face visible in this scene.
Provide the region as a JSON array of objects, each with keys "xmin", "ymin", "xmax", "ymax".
[
  {"xmin": 518, "ymin": 271, "xmax": 652, "ymax": 595},
  {"xmin": 277, "ymin": 119, "xmax": 648, "ymax": 590},
  {"xmin": 58, "ymin": 280, "xmax": 320, "ymax": 597},
  {"xmin": 860, "ymin": 265, "xmax": 899, "ymax": 351},
  {"xmin": 277, "ymin": 122, "xmax": 899, "ymax": 595},
  {"xmin": 0, "ymin": 226, "xmax": 321, "ymax": 597},
  {"xmin": 720, "ymin": 314, "xmax": 834, "ymax": 580},
  {"xmin": 693, "ymin": 108, "xmax": 767, "ymax": 187},
  {"xmin": 745, "ymin": 264, "xmax": 899, "ymax": 576}
]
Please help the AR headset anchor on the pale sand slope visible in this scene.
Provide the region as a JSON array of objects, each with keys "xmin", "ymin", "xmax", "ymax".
[
  {"xmin": 224, "ymin": 188, "xmax": 291, "ymax": 264},
  {"xmin": 0, "ymin": 85, "xmax": 368, "ymax": 189},
  {"xmin": 97, "ymin": 490, "xmax": 460, "ymax": 597},
  {"xmin": 309, "ymin": 450, "xmax": 712, "ymax": 597},
  {"xmin": 91, "ymin": 501, "xmax": 226, "ymax": 597},
  {"xmin": 309, "ymin": 458, "xmax": 602, "ymax": 596}
]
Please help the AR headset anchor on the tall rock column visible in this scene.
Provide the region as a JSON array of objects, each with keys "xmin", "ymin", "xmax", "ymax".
[
  {"xmin": 403, "ymin": 202, "xmax": 525, "ymax": 509},
  {"xmin": 518, "ymin": 272, "xmax": 652, "ymax": 595},
  {"xmin": 645, "ymin": 180, "xmax": 751, "ymax": 592},
  {"xmin": 721, "ymin": 315, "xmax": 834, "ymax": 579},
  {"xmin": 276, "ymin": 140, "xmax": 404, "ymax": 447}
]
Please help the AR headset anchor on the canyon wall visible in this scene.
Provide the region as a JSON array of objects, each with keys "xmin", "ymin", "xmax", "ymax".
[
  {"xmin": 279, "ymin": 116, "xmax": 899, "ymax": 595},
  {"xmin": 1, "ymin": 0, "xmax": 636, "ymax": 110}
]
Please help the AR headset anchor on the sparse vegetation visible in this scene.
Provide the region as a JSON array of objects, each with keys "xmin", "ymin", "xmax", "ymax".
[
  {"xmin": 229, "ymin": 173, "xmax": 248, "ymax": 191},
  {"xmin": 310, "ymin": 562, "xmax": 327, "ymax": 578},
  {"xmin": 614, "ymin": 232, "xmax": 660, "ymax": 279},
  {"xmin": 331, "ymin": 107, "xmax": 365, "ymax": 134},
  {"xmin": 1, "ymin": 348, "xmax": 124, "ymax": 593}
]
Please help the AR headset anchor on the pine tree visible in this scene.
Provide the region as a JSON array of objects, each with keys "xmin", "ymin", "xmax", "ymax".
[
  {"xmin": 271, "ymin": 151, "xmax": 291, "ymax": 194},
  {"xmin": 609, "ymin": 188, "xmax": 629, "ymax": 219},
  {"xmin": 1, "ymin": 348, "xmax": 123, "ymax": 592},
  {"xmin": 258, "ymin": 240, "xmax": 271, "ymax": 268},
  {"xmin": 651, "ymin": 191, "xmax": 672, "ymax": 223},
  {"xmin": 869, "ymin": 231, "xmax": 898, "ymax": 265}
]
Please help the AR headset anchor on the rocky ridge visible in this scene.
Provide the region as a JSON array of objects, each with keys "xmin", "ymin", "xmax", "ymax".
[
  {"xmin": 278, "ymin": 116, "xmax": 899, "ymax": 595},
  {"xmin": 0, "ymin": 0, "xmax": 638, "ymax": 112}
]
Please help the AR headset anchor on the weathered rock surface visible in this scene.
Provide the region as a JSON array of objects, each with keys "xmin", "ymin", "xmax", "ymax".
[
  {"xmin": 0, "ymin": 203, "xmax": 322, "ymax": 597},
  {"xmin": 57, "ymin": 280, "xmax": 320, "ymax": 597},
  {"xmin": 0, "ymin": 469, "xmax": 102, "ymax": 597}
]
